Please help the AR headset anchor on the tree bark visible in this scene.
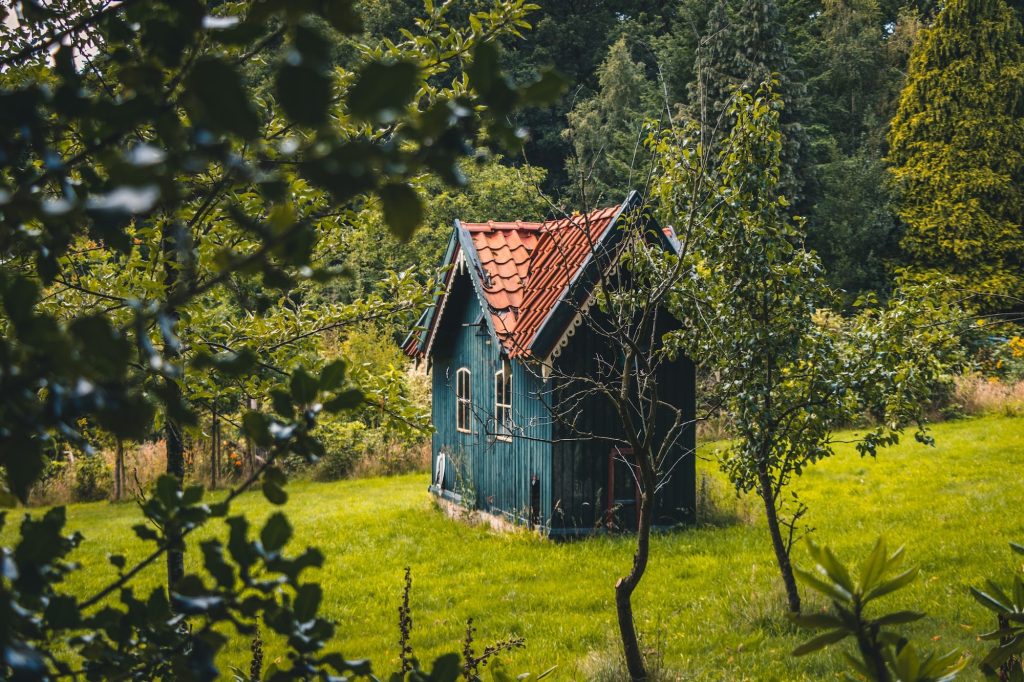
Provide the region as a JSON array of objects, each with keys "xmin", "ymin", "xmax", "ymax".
[
  {"xmin": 245, "ymin": 431, "xmax": 255, "ymax": 475},
  {"xmin": 757, "ymin": 468, "xmax": 801, "ymax": 613},
  {"xmin": 615, "ymin": 478, "xmax": 653, "ymax": 681},
  {"xmin": 210, "ymin": 408, "xmax": 218, "ymax": 489},
  {"xmin": 161, "ymin": 221, "xmax": 186, "ymax": 594},
  {"xmin": 114, "ymin": 438, "xmax": 124, "ymax": 501},
  {"xmin": 164, "ymin": 399, "xmax": 185, "ymax": 589}
]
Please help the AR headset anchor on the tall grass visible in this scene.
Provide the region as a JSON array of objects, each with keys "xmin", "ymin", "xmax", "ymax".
[{"xmin": 953, "ymin": 374, "xmax": 1024, "ymax": 417}]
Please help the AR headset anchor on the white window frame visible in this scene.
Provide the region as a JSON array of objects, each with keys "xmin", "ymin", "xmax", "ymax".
[
  {"xmin": 456, "ymin": 367, "xmax": 472, "ymax": 433},
  {"xmin": 494, "ymin": 363, "xmax": 512, "ymax": 441}
]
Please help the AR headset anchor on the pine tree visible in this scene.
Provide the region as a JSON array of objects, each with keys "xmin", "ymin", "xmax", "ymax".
[
  {"xmin": 689, "ymin": 0, "xmax": 807, "ymax": 204},
  {"xmin": 689, "ymin": 0, "xmax": 737, "ymax": 129},
  {"xmin": 564, "ymin": 37, "xmax": 658, "ymax": 206},
  {"xmin": 889, "ymin": 0, "xmax": 1024, "ymax": 312},
  {"xmin": 801, "ymin": 0, "xmax": 905, "ymax": 301}
]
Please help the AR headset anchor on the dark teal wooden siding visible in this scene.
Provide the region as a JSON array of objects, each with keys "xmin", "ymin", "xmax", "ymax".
[
  {"xmin": 430, "ymin": 271, "xmax": 553, "ymax": 527},
  {"xmin": 549, "ymin": 321, "xmax": 696, "ymax": 535},
  {"xmin": 428, "ymin": 270, "xmax": 695, "ymax": 536}
]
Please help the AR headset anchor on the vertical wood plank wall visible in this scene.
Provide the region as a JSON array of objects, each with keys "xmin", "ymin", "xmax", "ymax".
[
  {"xmin": 549, "ymin": 323, "xmax": 696, "ymax": 535},
  {"xmin": 428, "ymin": 272, "xmax": 695, "ymax": 536},
  {"xmin": 430, "ymin": 272, "xmax": 553, "ymax": 528}
]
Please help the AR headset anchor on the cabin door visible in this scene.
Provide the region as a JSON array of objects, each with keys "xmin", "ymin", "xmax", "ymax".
[{"xmin": 606, "ymin": 447, "xmax": 639, "ymax": 531}]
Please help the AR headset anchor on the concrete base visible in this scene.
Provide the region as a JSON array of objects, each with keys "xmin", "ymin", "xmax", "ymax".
[{"xmin": 428, "ymin": 486, "xmax": 537, "ymax": 535}]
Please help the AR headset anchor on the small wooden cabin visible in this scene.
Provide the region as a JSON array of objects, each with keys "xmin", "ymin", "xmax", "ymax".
[{"xmin": 403, "ymin": 191, "xmax": 696, "ymax": 537}]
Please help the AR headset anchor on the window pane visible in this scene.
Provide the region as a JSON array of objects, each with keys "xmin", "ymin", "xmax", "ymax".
[{"xmin": 456, "ymin": 368, "xmax": 471, "ymax": 432}]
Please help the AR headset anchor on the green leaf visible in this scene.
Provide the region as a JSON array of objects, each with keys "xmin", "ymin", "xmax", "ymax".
[
  {"xmin": 276, "ymin": 64, "xmax": 332, "ymax": 126},
  {"xmin": 265, "ymin": 465, "xmax": 287, "ymax": 487},
  {"xmin": 872, "ymin": 610, "xmax": 925, "ymax": 626},
  {"xmin": 184, "ymin": 56, "xmax": 260, "ymax": 138},
  {"xmin": 971, "ymin": 586, "xmax": 1011, "ymax": 614},
  {"xmin": 44, "ymin": 595, "xmax": 81, "ymax": 629},
  {"xmin": 201, "ymin": 539, "xmax": 236, "ymax": 588},
  {"xmin": 319, "ymin": 359, "xmax": 347, "ymax": 390},
  {"xmin": 323, "ymin": 0, "xmax": 362, "ymax": 33},
  {"xmin": 181, "ymin": 485, "xmax": 203, "ymax": 506},
  {"xmin": 859, "ymin": 538, "xmax": 887, "ymax": 592},
  {"xmin": 818, "ymin": 545, "xmax": 856, "ymax": 595},
  {"xmin": 262, "ymin": 478, "xmax": 288, "ymax": 506},
  {"xmin": 324, "ymin": 388, "xmax": 363, "ymax": 412},
  {"xmin": 428, "ymin": 653, "xmax": 461, "ymax": 682},
  {"xmin": 467, "ymin": 41, "xmax": 516, "ymax": 112},
  {"xmin": 795, "ymin": 567, "xmax": 853, "ymax": 603},
  {"xmin": 290, "ymin": 367, "xmax": 319, "ymax": 404},
  {"xmin": 519, "ymin": 69, "xmax": 567, "ymax": 105},
  {"xmin": 294, "ymin": 582, "xmax": 322, "ymax": 621},
  {"xmin": 348, "ymin": 60, "xmax": 419, "ymax": 122},
  {"xmin": 864, "ymin": 567, "xmax": 918, "ymax": 602},
  {"xmin": 379, "ymin": 183, "xmax": 423, "ymax": 240},
  {"xmin": 981, "ymin": 636, "xmax": 1024, "ymax": 673},
  {"xmin": 243, "ymin": 411, "xmax": 272, "ymax": 446},
  {"xmin": 260, "ymin": 512, "xmax": 292, "ymax": 552},
  {"xmin": 3, "ymin": 275, "xmax": 39, "ymax": 328},
  {"xmin": 271, "ymin": 389, "xmax": 295, "ymax": 418},
  {"xmin": 133, "ymin": 523, "xmax": 160, "ymax": 542},
  {"xmin": 467, "ymin": 41, "xmax": 499, "ymax": 95},
  {"xmin": 156, "ymin": 475, "xmax": 179, "ymax": 508},
  {"xmin": 792, "ymin": 629, "xmax": 849, "ymax": 656}
]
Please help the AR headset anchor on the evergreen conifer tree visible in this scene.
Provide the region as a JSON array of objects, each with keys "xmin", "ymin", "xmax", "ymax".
[
  {"xmin": 689, "ymin": 0, "xmax": 807, "ymax": 203},
  {"xmin": 889, "ymin": 0, "xmax": 1024, "ymax": 313},
  {"xmin": 564, "ymin": 37, "xmax": 658, "ymax": 206},
  {"xmin": 802, "ymin": 0, "xmax": 905, "ymax": 301}
]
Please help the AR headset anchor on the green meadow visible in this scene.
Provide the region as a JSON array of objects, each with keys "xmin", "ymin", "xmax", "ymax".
[{"xmin": 4, "ymin": 414, "xmax": 1024, "ymax": 680}]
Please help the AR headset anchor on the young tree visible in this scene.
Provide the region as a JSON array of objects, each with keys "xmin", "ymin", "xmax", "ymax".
[
  {"xmin": 652, "ymin": 84, "xmax": 960, "ymax": 614},
  {"xmin": 532, "ymin": 201, "xmax": 699, "ymax": 681},
  {"xmin": 889, "ymin": 0, "xmax": 1024, "ymax": 315}
]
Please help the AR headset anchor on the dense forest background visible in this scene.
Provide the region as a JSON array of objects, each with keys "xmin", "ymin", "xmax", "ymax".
[
  {"xmin": 15, "ymin": 0, "xmax": 1023, "ymax": 503},
  {"xmin": 345, "ymin": 0, "xmax": 1023, "ymax": 310}
]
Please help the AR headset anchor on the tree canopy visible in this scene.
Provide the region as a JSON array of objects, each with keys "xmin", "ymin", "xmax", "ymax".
[{"xmin": 889, "ymin": 0, "xmax": 1024, "ymax": 315}]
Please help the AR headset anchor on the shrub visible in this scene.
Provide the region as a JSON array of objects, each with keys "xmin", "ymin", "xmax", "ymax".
[
  {"xmin": 971, "ymin": 541, "xmax": 1024, "ymax": 677},
  {"xmin": 314, "ymin": 419, "xmax": 366, "ymax": 481},
  {"xmin": 72, "ymin": 455, "xmax": 113, "ymax": 502},
  {"xmin": 791, "ymin": 538, "xmax": 967, "ymax": 681}
]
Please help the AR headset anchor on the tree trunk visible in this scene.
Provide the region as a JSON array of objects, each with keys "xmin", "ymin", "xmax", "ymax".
[
  {"xmin": 615, "ymin": 485, "xmax": 653, "ymax": 681},
  {"xmin": 161, "ymin": 222, "xmax": 186, "ymax": 595},
  {"xmin": 114, "ymin": 439, "xmax": 124, "ymax": 501},
  {"xmin": 210, "ymin": 408, "xmax": 218, "ymax": 489},
  {"xmin": 245, "ymin": 431, "xmax": 255, "ymax": 475},
  {"xmin": 757, "ymin": 468, "xmax": 801, "ymax": 613},
  {"xmin": 164, "ymin": 403, "xmax": 185, "ymax": 589}
]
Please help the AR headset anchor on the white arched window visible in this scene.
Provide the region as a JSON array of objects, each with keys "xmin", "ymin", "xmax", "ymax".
[
  {"xmin": 456, "ymin": 368, "xmax": 471, "ymax": 433},
  {"xmin": 494, "ymin": 363, "xmax": 512, "ymax": 441}
]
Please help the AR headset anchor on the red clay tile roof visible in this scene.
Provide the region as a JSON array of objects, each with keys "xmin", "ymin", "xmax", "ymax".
[{"xmin": 462, "ymin": 204, "xmax": 621, "ymax": 357}]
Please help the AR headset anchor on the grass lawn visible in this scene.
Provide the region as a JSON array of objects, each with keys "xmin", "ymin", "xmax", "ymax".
[{"xmin": 4, "ymin": 414, "xmax": 1024, "ymax": 680}]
